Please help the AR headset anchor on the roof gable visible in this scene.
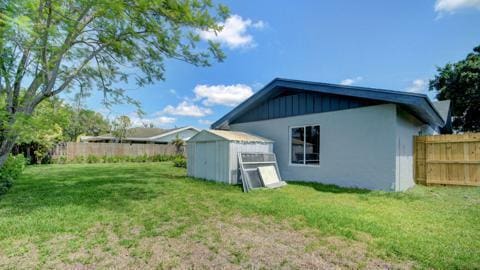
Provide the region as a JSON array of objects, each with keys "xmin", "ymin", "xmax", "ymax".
[
  {"xmin": 211, "ymin": 78, "xmax": 445, "ymax": 129},
  {"xmin": 232, "ymin": 90, "xmax": 381, "ymax": 125}
]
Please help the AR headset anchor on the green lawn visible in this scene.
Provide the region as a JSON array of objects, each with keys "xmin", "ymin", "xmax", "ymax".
[{"xmin": 0, "ymin": 162, "xmax": 479, "ymax": 269}]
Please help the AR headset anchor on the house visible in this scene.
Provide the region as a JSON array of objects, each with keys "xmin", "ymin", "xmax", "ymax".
[
  {"xmin": 210, "ymin": 78, "xmax": 451, "ymax": 191},
  {"xmin": 80, "ymin": 126, "xmax": 200, "ymax": 144}
]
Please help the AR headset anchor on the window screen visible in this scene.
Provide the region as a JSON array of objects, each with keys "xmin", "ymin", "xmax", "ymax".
[{"xmin": 290, "ymin": 125, "xmax": 320, "ymax": 165}]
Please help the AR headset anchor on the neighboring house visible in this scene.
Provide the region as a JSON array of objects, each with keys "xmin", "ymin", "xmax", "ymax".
[
  {"xmin": 80, "ymin": 126, "xmax": 200, "ymax": 144},
  {"xmin": 210, "ymin": 78, "xmax": 451, "ymax": 191}
]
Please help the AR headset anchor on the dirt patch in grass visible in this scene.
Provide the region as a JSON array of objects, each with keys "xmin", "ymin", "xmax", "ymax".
[
  {"xmin": 1, "ymin": 215, "xmax": 413, "ymax": 269},
  {"xmin": 137, "ymin": 216, "xmax": 413, "ymax": 269},
  {"xmin": 0, "ymin": 240, "xmax": 39, "ymax": 269}
]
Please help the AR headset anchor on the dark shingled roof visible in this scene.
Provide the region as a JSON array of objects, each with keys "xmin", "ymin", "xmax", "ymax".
[{"xmin": 99, "ymin": 127, "xmax": 182, "ymax": 138}]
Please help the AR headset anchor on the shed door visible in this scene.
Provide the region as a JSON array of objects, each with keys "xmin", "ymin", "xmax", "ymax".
[{"xmin": 194, "ymin": 142, "xmax": 217, "ymax": 181}]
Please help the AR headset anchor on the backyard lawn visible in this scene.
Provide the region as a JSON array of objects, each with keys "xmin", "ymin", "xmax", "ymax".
[{"xmin": 0, "ymin": 162, "xmax": 479, "ymax": 269}]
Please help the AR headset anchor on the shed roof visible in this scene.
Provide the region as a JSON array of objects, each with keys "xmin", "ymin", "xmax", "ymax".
[
  {"xmin": 211, "ymin": 78, "xmax": 446, "ymax": 129},
  {"xmin": 189, "ymin": 130, "xmax": 273, "ymax": 143}
]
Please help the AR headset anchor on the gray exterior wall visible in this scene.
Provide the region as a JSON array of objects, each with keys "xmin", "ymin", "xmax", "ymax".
[
  {"xmin": 229, "ymin": 104, "xmax": 399, "ymax": 191},
  {"xmin": 395, "ymin": 109, "xmax": 424, "ymax": 191}
]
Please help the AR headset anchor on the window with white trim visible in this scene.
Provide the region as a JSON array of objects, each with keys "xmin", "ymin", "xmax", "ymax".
[{"xmin": 291, "ymin": 125, "xmax": 320, "ymax": 165}]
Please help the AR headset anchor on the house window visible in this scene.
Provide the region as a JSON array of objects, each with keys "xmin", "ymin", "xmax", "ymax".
[{"xmin": 290, "ymin": 125, "xmax": 320, "ymax": 165}]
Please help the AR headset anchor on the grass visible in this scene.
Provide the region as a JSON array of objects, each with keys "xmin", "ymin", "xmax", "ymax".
[{"xmin": 0, "ymin": 162, "xmax": 479, "ymax": 269}]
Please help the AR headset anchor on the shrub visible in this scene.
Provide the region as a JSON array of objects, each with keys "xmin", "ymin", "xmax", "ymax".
[
  {"xmin": 86, "ymin": 155, "xmax": 99, "ymax": 164},
  {"xmin": 52, "ymin": 156, "xmax": 67, "ymax": 164},
  {"xmin": 0, "ymin": 154, "xmax": 27, "ymax": 196},
  {"xmin": 173, "ymin": 157, "xmax": 187, "ymax": 168},
  {"xmin": 49, "ymin": 154, "xmax": 183, "ymax": 164},
  {"xmin": 72, "ymin": 156, "xmax": 85, "ymax": 164}
]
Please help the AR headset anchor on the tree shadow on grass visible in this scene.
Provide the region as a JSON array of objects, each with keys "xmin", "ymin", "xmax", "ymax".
[
  {"xmin": 0, "ymin": 165, "xmax": 176, "ymax": 215},
  {"xmin": 287, "ymin": 181, "xmax": 371, "ymax": 194}
]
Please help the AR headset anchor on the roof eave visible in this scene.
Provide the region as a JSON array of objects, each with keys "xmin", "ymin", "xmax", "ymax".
[{"xmin": 211, "ymin": 78, "xmax": 446, "ymax": 129}]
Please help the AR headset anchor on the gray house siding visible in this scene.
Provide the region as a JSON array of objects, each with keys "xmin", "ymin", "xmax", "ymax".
[
  {"xmin": 230, "ymin": 104, "xmax": 398, "ymax": 191},
  {"xmin": 395, "ymin": 109, "xmax": 424, "ymax": 191},
  {"xmin": 232, "ymin": 90, "xmax": 379, "ymax": 125}
]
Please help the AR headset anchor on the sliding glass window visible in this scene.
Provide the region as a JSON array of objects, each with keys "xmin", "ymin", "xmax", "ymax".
[{"xmin": 290, "ymin": 125, "xmax": 320, "ymax": 165}]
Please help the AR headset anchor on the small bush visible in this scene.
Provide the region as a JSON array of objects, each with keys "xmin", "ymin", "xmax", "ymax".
[
  {"xmin": 86, "ymin": 155, "xmax": 99, "ymax": 164},
  {"xmin": 0, "ymin": 154, "xmax": 27, "ymax": 196},
  {"xmin": 52, "ymin": 156, "xmax": 67, "ymax": 164},
  {"xmin": 173, "ymin": 157, "xmax": 187, "ymax": 168},
  {"xmin": 72, "ymin": 156, "xmax": 85, "ymax": 164},
  {"xmin": 50, "ymin": 154, "xmax": 183, "ymax": 165}
]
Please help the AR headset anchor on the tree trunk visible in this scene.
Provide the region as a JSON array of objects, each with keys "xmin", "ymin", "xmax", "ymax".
[{"xmin": 0, "ymin": 138, "xmax": 16, "ymax": 168}]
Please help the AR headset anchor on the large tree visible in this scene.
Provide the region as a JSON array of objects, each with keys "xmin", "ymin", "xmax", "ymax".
[
  {"xmin": 12, "ymin": 96, "xmax": 71, "ymax": 163},
  {"xmin": 64, "ymin": 107, "xmax": 111, "ymax": 141},
  {"xmin": 430, "ymin": 45, "xmax": 480, "ymax": 132},
  {"xmin": 111, "ymin": 115, "xmax": 131, "ymax": 143},
  {"xmin": 0, "ymin": 0, "xmax": 228, "ymax": 166}
]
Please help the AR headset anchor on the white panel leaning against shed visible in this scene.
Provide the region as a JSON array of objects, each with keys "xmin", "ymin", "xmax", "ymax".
[
  {"xmin": 238, "ymin": 152, "xmax": 286, "ymax": 192},
  {"xmin": 186, "ymin": 130, "xmax": 281, "ymax": 191},
  {"xmin": 209, "ymin": 78, "xmax": 451, "ymax": 192}
]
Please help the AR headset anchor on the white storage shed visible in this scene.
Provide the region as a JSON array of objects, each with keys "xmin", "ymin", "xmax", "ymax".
[{"xmin": 187, "ymin": 130, "xmax": 274, "ymax": 184}]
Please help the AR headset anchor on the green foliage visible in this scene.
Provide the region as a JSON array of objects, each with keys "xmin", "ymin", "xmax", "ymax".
[
  {"xmin": 0, "ymin": 154, "xmax": 27, "ymax": 195},
  {"xmin": 430, "ymin": 45, "xmax": 480, "ymax": 132},
  {"xmin": 0, "ymin": 0, "xmax": 229, "ymax": 167},
  {"xmin": 64, "ymin": 107, "xmax": 111, "ymax": 142},
  {"xmin": 7, "ymin": 96, "xmax": 71, "ymax": 163},
  {"xmin": 173, "ymin": 157, "xmax": 187, "ymax": 168},
  {"xmin": 171, "ymin": 134, "xmax": 185, "ymax": 154},
  {"xmin": 51, "ymin": 154, "xmax": 181, "ymax": 164},
  {"xmin": 111, "ymin": 116, "xmax": 132, "ymax": 143}
]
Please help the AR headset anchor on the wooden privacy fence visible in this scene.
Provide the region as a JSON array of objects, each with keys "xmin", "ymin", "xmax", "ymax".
[
  {"xmin": 414, "ymin": 133, "xmax": 480, "ymax": 186},
  {"xmin": 53, "ymin": 142, "xmax": 183, "ymax": 160}
]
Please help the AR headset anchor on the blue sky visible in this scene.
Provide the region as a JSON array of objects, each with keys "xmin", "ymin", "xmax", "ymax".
[{"xmin": 80, "ymin": 0, "xmax": 480, "ymax": 129}]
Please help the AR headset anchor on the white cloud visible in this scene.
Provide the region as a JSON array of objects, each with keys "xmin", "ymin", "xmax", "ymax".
[
  {"xmin": 162, "ymin": 101, "xmax": 213, "ymax": 117},
  {"xmin": 435, "ymin": 0, "xmax": 480, "ymax": 12},
  {"xmin": 199, "ymin": 14, "xmax": 265, "ymax": 49},
  {"xmin": 198, "ymin": 119, "xmax": 213, "ymax": 125},
  {"xmin": 339, "ymin": 76, "xmax": 363, "ymax": 86},
  {"xmin": 194, "ymin": 84, "xmax": 254, "ymax": 107},
  {"xmin": 405, "ymin": 79, "xmax": 428, "ymax": 93},
  {"xmin": 129, "ymin": 113, "xmax": 176, "ymax": 127}
]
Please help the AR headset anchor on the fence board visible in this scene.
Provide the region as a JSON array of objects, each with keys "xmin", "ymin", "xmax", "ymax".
[
  {"xmin": 414, "ymin": 133, "xmax": 480, "ymax": 186},
  {"xmin": 52, "ymin": 142, "xmax": 183, "ymax": 160}
]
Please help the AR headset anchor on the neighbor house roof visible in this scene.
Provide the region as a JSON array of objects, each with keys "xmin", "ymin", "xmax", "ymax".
[
  {"xmin": 123, "ymin": 127, "xmax": 169, "ymax": 138},
  {"xmin": 432, "ymin": 100, "xmax": 451, "ymax": 123},
  {"xmin": 211, "ymin": 78, "xmax": 446, "ymax": 129},
  {"xmin": 189, "ymin": 130, "xmax": 273, "ymax": 143},
  {"xmin": 80, "ymin": 126, "xmax": 199, "ymax": 142}
]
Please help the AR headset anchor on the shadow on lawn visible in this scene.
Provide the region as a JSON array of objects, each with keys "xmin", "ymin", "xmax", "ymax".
[
  {"xmin": 0, "ymin": 165, "xmax": 172, "ymax": 215},
  {"xmin": 288, "ymin": 181, "xmax": 371, "ymax": 194}
]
